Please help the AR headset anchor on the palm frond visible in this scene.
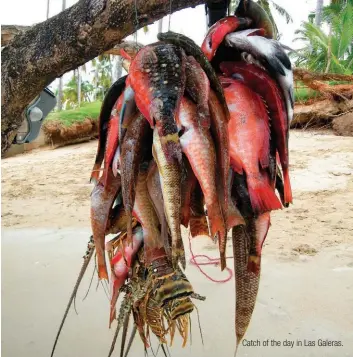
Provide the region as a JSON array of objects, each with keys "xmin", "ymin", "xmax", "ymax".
[{"xmin": 269, "ymin": 0, "xmax": 293, "ymax": 23}]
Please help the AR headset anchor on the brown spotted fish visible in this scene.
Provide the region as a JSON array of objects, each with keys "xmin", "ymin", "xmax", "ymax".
[
  {"xmin": 232, "ymin": 225, "xmax": 260, "ymax": 350},
  {"xmin": 120, "ymin": 113, "xmax": 149, "ymax": 244},
  {"xmin": 132, "ymin": 162, "xmax": 162, "ymax": 266}
]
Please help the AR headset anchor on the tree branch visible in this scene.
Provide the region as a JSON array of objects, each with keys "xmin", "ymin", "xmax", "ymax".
[
  {"xmin": 1, "ymin": 0, "xmax": 205, "ymax": 155},
  {"xmin": 294, "ymin": 68, "xmax": 353, "ymax": 83}
]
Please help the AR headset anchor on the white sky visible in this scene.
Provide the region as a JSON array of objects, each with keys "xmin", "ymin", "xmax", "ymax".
[{"xmin": 1, "ymin": 0, "xmax": 330, "ymax": 90}]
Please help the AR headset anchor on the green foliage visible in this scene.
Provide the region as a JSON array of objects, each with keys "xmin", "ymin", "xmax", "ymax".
[
  {"xmin": 91, "ymin": 54, "xmax": 113, "ymax": 100},
  {"xmin": 62, "ymin": 75, "xmax": 94, "ymax": 109},
  {"xmin": 293, "ymin": 0, "xmax": 353, "ymax": 74},
  {"xmin": 46, "ymin": 101, "xmax": 102, "ymax": 127},
  {"xmin": 294, "ymin": 84, "xmax": 321, "ymax": 103}
]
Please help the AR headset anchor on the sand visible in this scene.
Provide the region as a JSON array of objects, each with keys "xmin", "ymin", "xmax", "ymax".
[{"xmin": 2, "ymin": 130, "xmax": 353, "ymax": 357}]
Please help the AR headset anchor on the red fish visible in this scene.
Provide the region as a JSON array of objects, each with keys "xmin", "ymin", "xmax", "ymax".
[
  {"xmin": 185, "ymin": 55, "xmax": 210, "ymax": 128},
  {"xmin": 201, "ymin": 16, "xmax": 252, "ymax": 61},
  {"xmin": 225, "ymin": 79, "xmax": 282, "ymax": 214},
  {"xmin": 179, "ymin": 97, "xmax": 226, "ymax": 267},
  {"xmin": 90, "ymin": 168, "xmax": 121, "ymax": 280},
  {"xmin": 109, "ymin": 226, "xmax": 144, "ymax": 326},
  {"xmin": 127, "ymin": 43, "xmax": 186, "ymax": 164},
  {"xmin": 220, "ymin": 61, "xmax": 292, "ymax": 204},
  {"xmin": 90, "ymin": 76, "xmax": 127, "ymax": 184},
  {"xmin": 101, "ymin": 94, "xmax": 124, "ymax": 186}
]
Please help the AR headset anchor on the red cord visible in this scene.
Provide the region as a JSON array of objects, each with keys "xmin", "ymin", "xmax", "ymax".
[{"xmin": 188, "ymin": 233, "xmax": 234, "ymax": 283}]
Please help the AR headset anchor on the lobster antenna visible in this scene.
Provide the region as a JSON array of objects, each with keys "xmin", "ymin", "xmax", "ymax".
[{"xmin": 82, "ymin": 263, "xmax": 96, "ymax": 301}]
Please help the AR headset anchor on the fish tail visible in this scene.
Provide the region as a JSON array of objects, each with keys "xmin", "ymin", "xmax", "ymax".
[
  {"xmin": 98, "ymin": 261, "xmax": 109, "ymax": 280},
  {"xmin": 247, "ymin": 177, "xmax": 282, "ymax": 213},
  {"xmin": 90, "ymin": 163, "xmax": 101, "ymax": 183},
  {"xmin": 207, "ymin": 204, "xmax": 226, "ymax": 240},
  {"xmin": 126, "ymin": 212, "xmax": 133, "ymax": 247},
  {"xmin": 220, "ymin": 249, "xmax": 227, "ymax": 271},
  {"xmin": 232, "ymin": 225, "xmax": 260, "ymax": 348},
  {"xmin": 283, "ymin": 167, "xmax": 293, "ymax": 204}
]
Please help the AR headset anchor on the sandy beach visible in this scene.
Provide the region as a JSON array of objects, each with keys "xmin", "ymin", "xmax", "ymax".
[{"xmin": 2, "ymin": 130, "xmax": 353, "ymax": 357}]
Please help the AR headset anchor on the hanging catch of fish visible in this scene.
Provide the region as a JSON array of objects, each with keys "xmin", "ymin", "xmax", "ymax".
[{"xmin": 51, "ymin": 0, "xmax": 293, "ymax": 355}]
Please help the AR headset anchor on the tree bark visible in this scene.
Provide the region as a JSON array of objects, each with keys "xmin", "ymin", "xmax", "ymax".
[{"xmin": 1, "ymin": 0, "xmax": 205, "ymax": 155}]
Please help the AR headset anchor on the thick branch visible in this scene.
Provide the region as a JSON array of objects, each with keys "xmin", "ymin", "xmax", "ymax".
[
  {"xmin": 1, "ymin": 25, "xmax": 31, "ymax": 46},
  {"xmin": 294, "ymin": 68, "xmax": 353, "ymax": 83},
  {"xmin": 1, "ymin": 0, "xmax": 205, "ymax": 155},
  {"xmin": 294, "ymin": 68, "xmax": 353, "ymax": 100}
]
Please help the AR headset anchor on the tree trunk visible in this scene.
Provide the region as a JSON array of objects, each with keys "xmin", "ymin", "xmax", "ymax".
[
  {"xmin": 46, "ymin": 0, "xmax": 50, "ymax": 19},
  {"xmin": 77, "ymin": 67, "xmax": 82, "ymax": 107},
  {"xmin": 315, "ymin": 0, "xmax": 324, "ymax": 27},
  {"xmin": 1, "ymin": 0, "xmax": 205, "ymax": 155},
  {"xmin": 57, "ymin": 77, "xmax": 64, "ymax": 111},
  {"xmin": 115, "ymin": 56, "xmax": 123, "ymax": 80},
  {"xmin": 158, "ymin": 18, "xmax": 163, "ymax": 33}
]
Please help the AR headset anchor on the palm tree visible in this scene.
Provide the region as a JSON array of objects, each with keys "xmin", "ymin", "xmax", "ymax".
[
  {"xmin": 62, "ymin": 75, "xmax": 94, "ymax": 109},
  {"xmin": 293, "ymin": 0, "xmax": 353, "ymax": 74},
  {"xmin": 315, "ymin": 0, "xmax": 324, "ymax": 26},
  {"xmin": 91, "ymin": 55, "xmax": 113, "ymax": 100}
]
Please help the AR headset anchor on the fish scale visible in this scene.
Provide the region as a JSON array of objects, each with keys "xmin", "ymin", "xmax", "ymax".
[
  {"xmin": 152, "ymin": 128, "xmax": 185, "ymax": 269},
  {"xmin": 232, "ymin": 225, "xmax": 260, "ymax": 349}
]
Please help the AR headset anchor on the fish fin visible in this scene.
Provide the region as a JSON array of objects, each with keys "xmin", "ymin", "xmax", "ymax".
[
  {"xmin": 230, "ymin": 155, "xmax": 244, "ymax": 175},
  {"xmin": 282, "ymin": 167, "xmax": 293, "ymax": 204},
  {"xmin": 207, "ymin": 203, "xmax": 226, "ymax": 240},
  {"xmin": 90, "ymin": 163, "xmax": 101, "ymax": 183},
  {"xmin": 227, "ymin": 199, "xmax": 245, "ymax": 229},
  {"xmin": 98, "ymin": 264, "xmax": 109, "ymax": 280},
  {"xmin": 247, "ymin": 255, "xmax": 261, "ymax": 275},
  {"xmin": 266, "ymin": 55, "xmax": 285, "ymax": 76},
  {"xmin": 247, "ymin": 213, "xmax": 270, "ymax": 274},
  {"xmin": 120, "ymin": 49, "xmax": 132, "ymax": 61},
  {"xmin": 190, "ymin": 216, "xmax": 210, "ymax": 238},
  {"xmin": 247, "ymin": 178, "xmax": 282, "ymax": 213}
]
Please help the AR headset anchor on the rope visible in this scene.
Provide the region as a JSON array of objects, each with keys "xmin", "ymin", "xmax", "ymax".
[{"xmin": 188, "ymin": 232, "xmax": 234, "ymax": 284}]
